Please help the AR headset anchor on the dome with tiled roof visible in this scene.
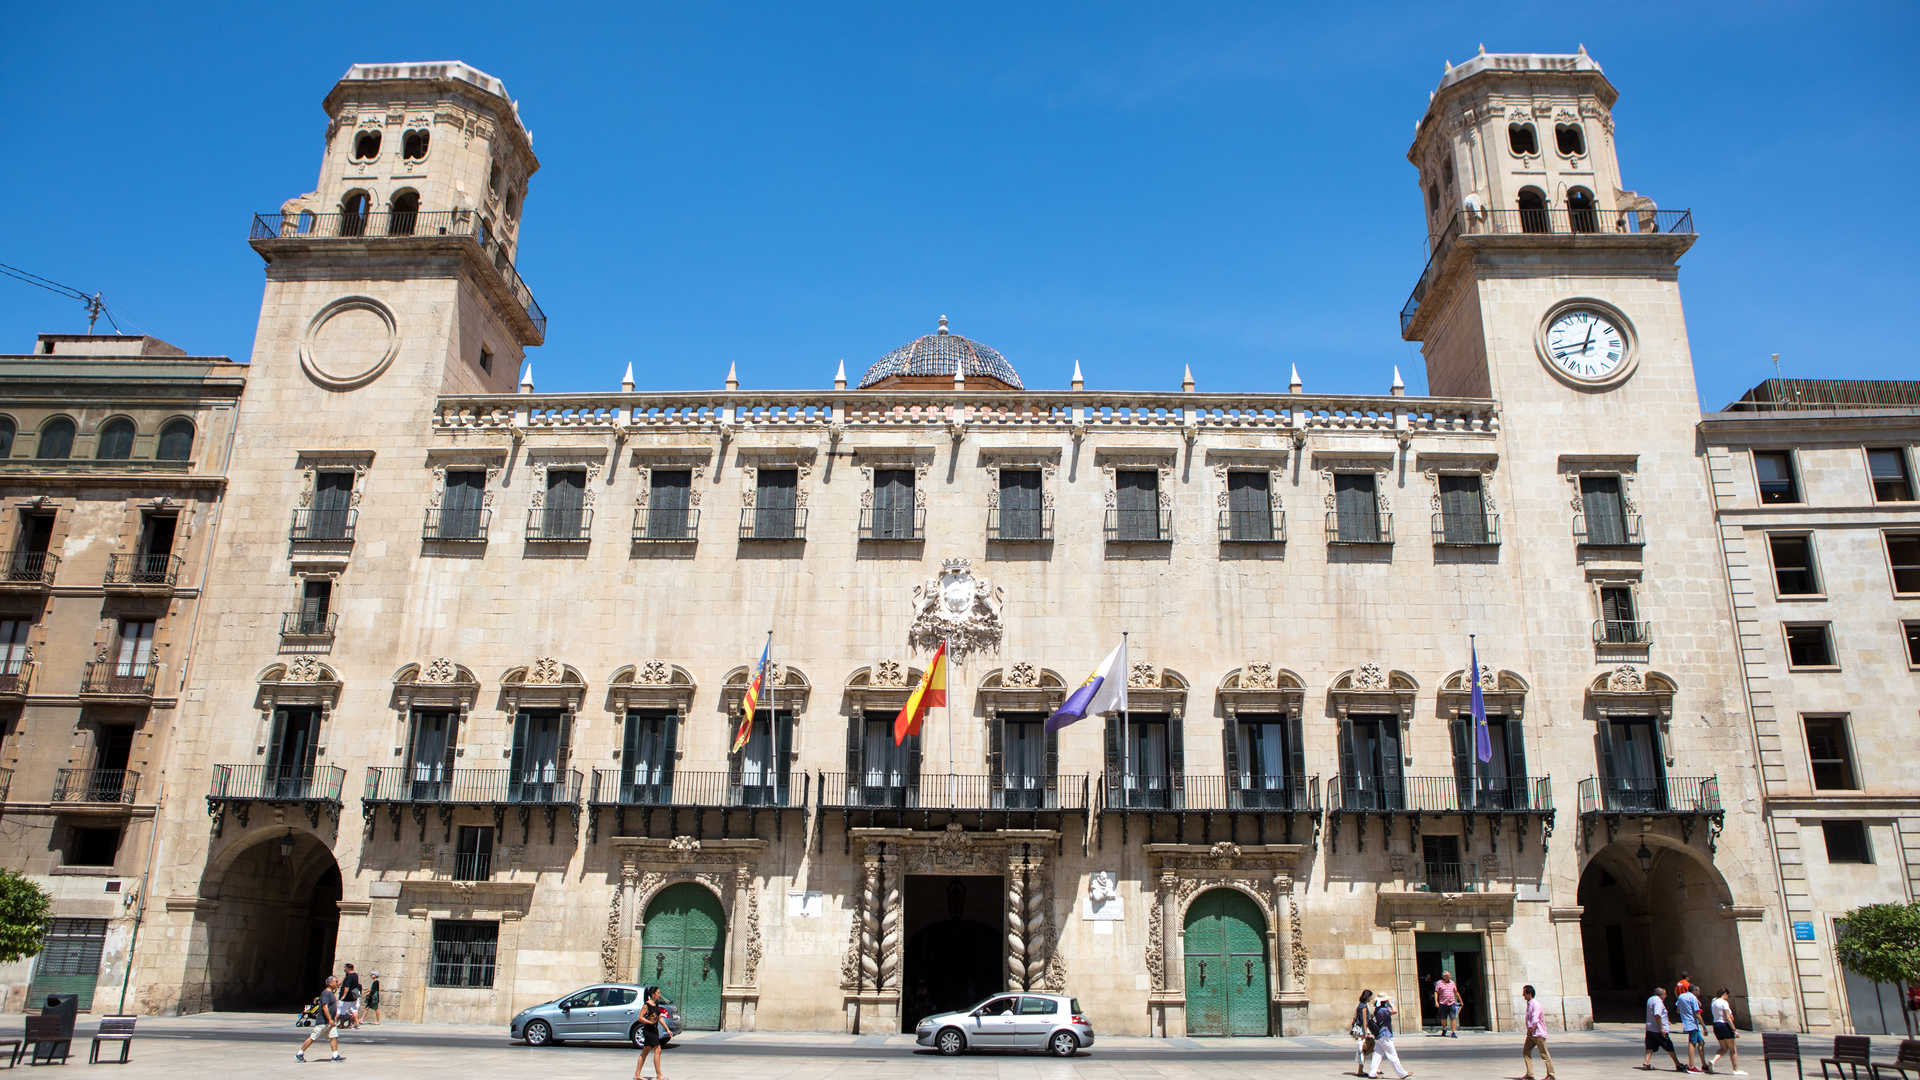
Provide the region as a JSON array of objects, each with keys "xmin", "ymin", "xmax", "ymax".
[{"xmin": 859, "ymin": 316, "xmax": 1023, "ymax": 390}]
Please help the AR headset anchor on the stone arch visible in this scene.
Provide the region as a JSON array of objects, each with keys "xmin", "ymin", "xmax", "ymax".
[
  {"xmin": 190, "ymin": 826, "xmax": 344, "ymax": 1011},
  {"xmin": 1578, "ymin": 835, "xmax": 1752, "ymax": 1023},
  {"xmin": 635, "ymin": 870, "xmax": 729, "ymax": 922},
  {"xmin": 1176, "ymin": 878, "xmax": 1278, "ymax": 935}
]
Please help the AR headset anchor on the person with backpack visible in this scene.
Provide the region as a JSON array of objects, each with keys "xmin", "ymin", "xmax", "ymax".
[
  {"xmin": 1367, "ymin": 994, "xmax": 1412, "ymax": 1079},
  {"xmin": 1351, "ymin": 989, "xmax": 1376, "ymax": 1076}
]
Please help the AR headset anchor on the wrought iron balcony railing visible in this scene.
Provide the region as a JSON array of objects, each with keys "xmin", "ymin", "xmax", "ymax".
[
  {"xmin": 1431, "ymin": 511, "xmax": 1500, "ymax": 547},
  {"xmin": 451, "ymin": 852, "xmax": 493, "ymax": 882},
  {"xmin": 105, "ymin": 553, "xmax": 183, "ymax": 587},
  {"xmin": 280, "ymin": 611, "xmax": 338, "ymax": 638},
  {"xmin": 819, "ymin": 772, "xmax": 1091, "ymax": 811},
  {"xmin": 1326, "ymin": 510, "xmax": 1393, "ymax": 545},
  {"xmin": 209, "ymin": 764, "xmax": 347, "ymax": 803},
  {"xmin": 1402, "ymin": 207, "xmax": 1695, "ymax": 333},
  {"xmin": 290, "ymin": 508, "xmax": 358, "ymax": 543},
  {"xmin": 1104, "ymin": 508, "xmax": 1172, "ymax": 542},
  {"xmin": 738, "ymin": 507, "xmax": 806, "ymax": 541},
  {"xmin": 0, "ymin": 658, "xmax": 32, "ymax": 696},
  {"xmin": 1101, "ymin": 772, "xmax": 1321, "ymax": 812},
  {"xmin": 80, "ymin": 663, "xmax": 157, "ymax": 697},
  {"xmin": 423, "ymin": 507, "xmax": 492, "ymax": 542},
  {"xmin": 1573, "ymin": 512, "xmax": 1645, "ymax": 547},
  {"xmin": 589, "ymin": 769, "xmax": 808, "ymax": 809},
  {"xmin": 1219, "ymin": 509, "xmax": 1285, "ymax": 543},
  {"xmin": 364, "ymin": 766, "xmax": 584, "ymax": 805},
  {"xmin": 2, "ymin": 551, "xmax": 57, "ymax": 586},
  {"xmin": 858, "ymin": 507, "xmax": 925, "ymax": 542},
  {"xmin": 987, "ymin": 507, "xmax": 1054, "ymax": 542},
  {"xmin": 53, "ymin": 768, "xmax": 139, "ymax": 804},
  {"xmin": 0, "ymin": 767, "xmax": 10, "ymax": 804},
  {"xmin": 249, "ymin": 210, "xmax": 546, "ymax": 339},
  {"xmin": 1577, "ymin": 776, "xmax": 1721, "ymax": 816},
  {"xmin": 1329, "ymin": 775, "xmax": 1552, "ymax": 813},
  {"xmin": 1420, "ymin": 859, "xmax": 1476, "ymax": 893},
  {"xmin": 1593, "ymin": 619, "xmax": 1653, "ymax": 646},
  {"xmin": 631, "ymin": 507, "xmax": 698, "ymax": 542},
  {"xmin": 525, "ymin": 507, "xmax": 592, "ymax": 543}
]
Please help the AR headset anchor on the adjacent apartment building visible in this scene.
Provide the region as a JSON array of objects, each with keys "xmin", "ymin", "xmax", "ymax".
[{"xmin": 0, "ymin": 334, "xmax": 245, "ymax": 1010}]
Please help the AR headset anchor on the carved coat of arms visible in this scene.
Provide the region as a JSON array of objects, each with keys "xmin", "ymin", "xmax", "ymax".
[{"xmin": 910, "ymin": 557, "xmax": 1003, "ymax": 660}]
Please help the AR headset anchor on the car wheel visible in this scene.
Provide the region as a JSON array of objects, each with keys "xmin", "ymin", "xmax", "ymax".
[
  {"xmin": 1049, "ymin": 1031, "xmax": 1078, "ymax": 1057},
  {"xmin": 936, "ymin": 1027, "xmax": 966, "ymax": 1056},
  {"xmin": 524, "ymin": 1019, "xmax": 552, "ymax": 1047}
]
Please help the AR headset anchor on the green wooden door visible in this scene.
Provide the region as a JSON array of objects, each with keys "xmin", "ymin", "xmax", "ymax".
[
  {"xmin": 1183, "ymin": 889, "xmax": 1269, "ymax": 1036},
  {"xmin": 27, "ymin": 918, "xmax": 107, "ymax": 1010},
  {"xmin": 639, "ymin": 884, "xmax": 725, "ymax": 1030}
]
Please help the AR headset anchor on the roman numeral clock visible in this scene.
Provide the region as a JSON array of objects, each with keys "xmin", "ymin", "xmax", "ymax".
[{"xmin": 1537, "ymin": 299, "xmax": 1637, "ymax": 387}]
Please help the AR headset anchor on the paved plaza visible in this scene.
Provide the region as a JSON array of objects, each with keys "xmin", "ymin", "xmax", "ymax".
[{"xmin": 5, "ymin": 1013, "xmax": 1800, "ymax": 1079}]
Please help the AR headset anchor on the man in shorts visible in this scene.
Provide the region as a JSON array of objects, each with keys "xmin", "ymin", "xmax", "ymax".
[
  {"xmin": 338, "ymin": 963, "xmax": 361, "ymax": 1028},
  {"xmin": 1676, "ymin": 983, "xmax": 1707, "ymax": 1073},
  {"xmin": 1641, "ymin": 986, "xmax": 1684, "ymax": 1072},
  {"xmin": 1434, "ymin": 970, "xmax": 1461, "ymax": 1037},
  {"xmin": 296, "ymin": 976, "xmax": 344, "ymax": 1062}
]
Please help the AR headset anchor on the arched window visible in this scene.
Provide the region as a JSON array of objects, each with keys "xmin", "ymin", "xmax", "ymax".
[
  {"xmin": 488, "ymin": 160, "xmax": 502, "ymax": 195},
  {"xmin": 389, "ymin": 190, "xmax": 420, "ymax": 237},
  {"xmin": 96, "ymin": 418, "xmax": 135, "ymax": 460},
  {"xmin": 1441, "ymin": 157, "xmax": 1454, "ymax": 190},
  {"xmin": 352, "ymin": 130, "xmax": 382, "ymax": 162},
  {"xmin": 402, "ymin": 128, "xmax": 429, "ymax": 161},
  {"xmin": 1508, "ymin": 123, "xmax": 1539, "ymax": 156},
  {"xmin": 340, "ymin": 192, "xmax": 370, "ymax": 237},
  {"xmin": 156, "ymin": 419, "xmax": 194, "ymax": 462},
  {"xmin": 1555, "ymin": 123, "xmax": 1587, "ymax": 157},
  {"xmin": 504, "ymin": 189, "xmax": 519, "ymax": 221},
  {"xmin": 1426, "ymin": 182, "xmax": 1439, "ymax": 213},
  {"xmin": 0, "ymin": 416, "xmax": 15, "ymax": 458},
  {"xmin": 1567, "ymin": 187, "xmax": 1599, "ymax": 234},
  {"xmin": 1517, "ymin": 188, "xmax": 1549, "ymax": 234},
  {"xmin": 36, "ymin": 417, "xmax": 74, "ymax": 460}
]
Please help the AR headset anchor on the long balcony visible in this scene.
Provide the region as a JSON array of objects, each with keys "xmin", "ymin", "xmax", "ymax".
[
  {"xmin": 249, "ymin": 210, "xmax": 546, "ymax": 343},
  {"xmin": 207, "ymin": 764, "xmax": 347, "ymax": 832},
  {"xmin": 1577, "ymin": 775, "xmax": 1725, "ymax": 850},
  {"xmin": 79, "ymin": 663, "xmax": 157, "ymax": 700},
  {"xmin": 0, "ymin": 552, "xmax": 57, "ymax": 591},
  {"xmin": 818, "ymin": 771, "xmax": 1090, "ymax": 852},
  {"xmin": 104, "ymin": 553, "xmax": 184, "ymax": 591},
  {"xmin": 290, "ymin": 509, "xmax": 358, "ymax": 545},
  {"xmin": 423, "ymin": 507, "xmax": 492, "ymax": 543},
  {"xmin": 1402, "ymin": 208, "xmax": 1696, "ymax": 335},
  {"xmin": 363, "ymin": 766, "xmax": 584, "ymax": 843},
  {"xmin": 630, "ymin": 507, "xmax": 698, "ymax": 543},
  {"xmin": 0, "ymin": 658, "xmax": 33, "ymax": 699},
  {"xmin": 1327, "ymin": 775, "xmax": 1554, "ymax": 854},
  {"xmin": 586, "ymin": 769, "xmax": 809, "ymax": 841},
  {"xmin": 53, "ymin": 768, "xmax": 139, "ymax": 805},
  {"xmin": 1098, "ymin": 772, "xmax": 1320, "ymax": 847}
]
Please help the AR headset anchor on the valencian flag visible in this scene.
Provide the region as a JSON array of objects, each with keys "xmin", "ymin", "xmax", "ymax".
[
  {"xmin": 1045, "ymin": 640, "xmax": 1128, "ymax": 734},
  {"xmin": 893, "ymin": 641, "xmax": 948, "ymax": 746},
  {"xmin": 731, "ymin": 637, "xmax": 771, "ymax": 754},
  {"xmin": 1471, "ymin": 638, "xmax": 1493, "ymax": 764}
]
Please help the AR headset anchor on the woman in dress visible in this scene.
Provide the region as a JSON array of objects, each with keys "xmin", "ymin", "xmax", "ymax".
[
  {"xmin": 362, "ymin": 973, "xmax": 381, "ymax": 1025},
  {"xmin": 633, "ymin": 986, "xmax": 667, "ymax": 1080},
  {"xmin": 1352, "ymin": 989, "xmax": 1376, "ymax": 1076},
  {"xmin": 1709, "ymin": 987, "xmax": 1743, "ymax": 1075}
]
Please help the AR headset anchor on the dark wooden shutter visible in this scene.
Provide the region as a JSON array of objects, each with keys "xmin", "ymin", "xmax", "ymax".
[
  {"xmin": 1335, "ymin": 473, "xmax": 1378, "ymax": 541},
  {"xmin": 659, "ymin": 712, "xmax": 677, "ymax": 787},
  {"xmin": 1337, "ymin": 718, "xmax": 1356, "ymax": 796},
  {"xmin": 986, "ymin": 715, "xmax": 1004, "ymax": 805},
  {"xmin": 622, "ymin": 712, "xmax": 643, "ymax": 787},
  {"xmin": 444, "ymin": 470, "xmax": 484, "ymax": 537},
  {"xmin": 1001, "ymin": 470, "xmax": 1041, "ymax": 538},
  {"xmin": 1045, "ymin": 728, "xmax": 1060, "ymax": 805},
  {"xmin": 1380, "ymin": 719, "xmax": 1403, "ymax": 809},
  {"xmin": 905, "ymin": 724, "xmax": 923, "ymax": 804},
  {"xmin": 1228, "ymin": 472, "xmax": 1270, "ymax": 540},
  {"xmin": 1439, "ymin": 474, "xmax": 1485, "ymax": 543},
  {"xmin": 1167, "ymin": 714, "xmax": 1186, "ymax": 808},
  {"xmin": 1117, "ymin": 470, "xmax": 1158, "ymax": 539},
  {"xmin": 1222, "ymin": 717, "xmax": 1241, "ymax": 805},
  {"xmin": 775, "ymin": 714, "xmax": 794, "ymax": 802},
  {"xmin": 1103, "ymin": 717, "xmax": 1121, "ymax": 793},
  {"xmin": 442, "ymin": 712, "xmax": 461, "ymax": 784},
  {"xmin": 844, "ymin": 713, "xmax": 862, "ymax": 796},
  {"xmin": 649, "ymin": 469, "xmax": 691, "ymax": 539},
  {"xmin": 1504, "ymin": 716, "xmax": 1528, "ymax": 806},
  {"xmin": 1596, "ymin": 719, "xmax": 1619, "ymax": 786},
  {"xmin": 545, "ymin": 470, "xmax": 584, "ymax": 537},
  {"xmin": 1581, "ymin": 476, "xmax": 1625, "ymax": 544},
  {"xmin": 727, "ymin": 712, "xmax": 745, "ymax": 794},
  {"xmin": 874, "ymin": 469, "xmax": 913, "ymax": 538},
  {"xmin": 1449, "ymin": 714, "xmax": 1472, "ymax": 809},
  {"xmin": 510, "ymin": 712, "xmax": 530, "ymax": 798},
  {"xmin": 757, "ymin": 468, "xmax": 797, "ymax": 537},
  {"xmin": 556, "ymin": 713, "xmax": 574, "ymax": 781}
]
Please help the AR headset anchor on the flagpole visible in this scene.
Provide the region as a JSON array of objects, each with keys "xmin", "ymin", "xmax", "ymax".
[
  {"xmin": 765, "ymin": 628, "xmax": 775, "ymax": 801},
  {"xmin": 945, "ymin": 633, "xmax": 954, "ymax": 810},
  {"xmin": 1121, "ymin": 631, "xmax": 1131, "ymax": 803},
  {"xmin": 1468, "ymin": 633, "xmax": 1477, "ymax": 808}
]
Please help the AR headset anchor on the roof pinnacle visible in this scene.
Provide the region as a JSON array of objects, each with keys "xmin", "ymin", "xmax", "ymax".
[
  {"xmin": 519, "ymin": 362, "xmax": 534, "ymax": 393},
  {"xmin": 724, "ymin": 360, "xmax": 738, "ymax": 391},
  {"xmin": 834, "ymin": 358, "xmax": 847, "ymax": 390},
  {"xmin": 937, "ymin": 314, "xmax": 949, "ymax": 336},
  {"xmin": 1390, "ymin": 365, "xmax": 1405, "ymax": 396},
  {"xmin": 1071, "ymin": 359, "xmax": 1084, "ymax": 391},
  {"xmin": 620, "ymin": 361, "xmax": 635, "ymax": 392},
  {"xmin": 1181, "ymin": 364, "xmax": 1195, "ymax": 393},
  {"xmin": 1288, "ymin": 364, "xmax": 1302, "ymax": 394}
]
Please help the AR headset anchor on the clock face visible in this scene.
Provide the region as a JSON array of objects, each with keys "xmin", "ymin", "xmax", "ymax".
[{"xmin": 1543, "ymin": 308, "xmax": 1628, "ymax": 383}]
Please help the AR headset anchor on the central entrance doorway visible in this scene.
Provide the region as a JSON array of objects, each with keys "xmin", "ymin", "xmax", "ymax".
[
  {"xmin": 900, "ymin": 874, "xmax": 1003, "ymax": 1032},
  {"xmin": 202, "ymin": 830, "xmax": 341, "ymax": 1011},
  {"xmin": 639, "ymin": 883, "xmax": 725, "ymax": 1030},
  {"xmin": 1183, "ymin": 888, "xmax": 1270, "ymax": 1035},
  {"xmin": 1415, "ymin": 932, "xmax": 1486, "ymax": 1030},
  {"xmin": 1578, "ymin": 842, "xmax": 1751, "ymax": 1023}
]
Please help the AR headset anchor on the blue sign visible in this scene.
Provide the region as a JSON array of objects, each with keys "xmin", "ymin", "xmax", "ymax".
[{"xmin": 1793, "ymin": 921, "xmax": 1816, "ymax": 942}]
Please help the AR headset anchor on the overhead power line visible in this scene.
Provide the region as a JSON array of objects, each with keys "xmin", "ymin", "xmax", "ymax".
[{"xmin": 0, "ymin": 261, "xmax": 123, "ymax": 333}]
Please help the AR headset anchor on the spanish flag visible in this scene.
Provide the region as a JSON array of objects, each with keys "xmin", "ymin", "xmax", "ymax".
[
  {"xmin": 893, "ymin": 641, "xmax": 948, "ymax": 746},
  {"xmin": 731, "ymin": 638, "xmax": 771, "ymax": 754}
]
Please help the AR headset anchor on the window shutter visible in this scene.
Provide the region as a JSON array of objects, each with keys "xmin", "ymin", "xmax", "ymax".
[
  {"xmin": 510, "ymin": 713, "xmax": 529, "ymax": 796},
  {"xmin": 660, "ymin": 712, "xmax": 678, "ymax": 787},
  {"xmin": 1449, "ymin": 714, "xmax": 1472, "ymax": 808},
  {"xmin": 727, "ymin": 715, "xmax": 745, "ymax": 794},
  {"xmin": 1380, "ymin": 721, "xmax": 1403, "ymax": 809},
  {"xmin": 1221, "ymin": 718, "xmax": 1240, "ymax": 800},
  {"xmin": 1338, "ymin": 718, "xmax": 1356, "ymax": 786},
  {"xmin": 986, "ymin": 716, "xmax": 1004, "ymax": 802},
  {"xmin": 1581, "ymin": 476, "xmax": 1625, "ymax": 544},
  {"xmin": 1336, "ymin": 473, "xmax": 1378, "ymax": 541},
  {"xmin": 775, "ymin": 714, "xmax": 794, "ymax": 802},
  {"xmin": 649, "ymin": 470, "xmax": 691, "ymax": 538},
  {"xmin": 844, "ymin": 713, "xmax": 862, "ymax": 796},
  {"xmin": 1103, "ymin": 718, "xmax": 1121, "ymax": 789},
  {"xmin": 1440, "ymin": 475, "xmax": 1484, "ymax": 542},
  {"xmin": 1117, "ymin": 470, "xmax": 1157, "ymax": 539},
  {"xmin": 1503, "ymin": 716, "xmax": 1527, "ymax": 806},
  {"xmin": 906, "ymin": 737, "xmax": 922, "ymax": 802},
  {"xmin": 1045, "ymin": 728, "xmax": 1060, "ymax": 802},
  {"xmin": 757, "ymin": 468, "xmax": 796, "ymax": 537},
  {"xmin": 267, "ymin": 708, "xmax": 290, "ymax": 776},
  {"xmin": 622, "ymin": 712, "xmax": 643, "ymax": 787},
  {"xmin": 1286, "ymin": 715, "xmax": 1307, "ymax": 802},
  {"xmin": 1596, "ymin": 719, "xmax": 1618, "ymax": 784},
  {"xmin": 1168, "ymin": 714, "xmax": 1185, "ymax": 807},
  {"xmin": 1228, "ymin": 472, "xmax": 1270, "ymax": 540},
  {"xmin": 556, "ymin": 714, "xmax": 573, "ymax": 779}
]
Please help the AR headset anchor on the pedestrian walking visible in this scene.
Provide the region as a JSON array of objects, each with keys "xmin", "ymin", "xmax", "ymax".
[
  {"xmin": 1367, "ymin": 994, "xmax": 1412, "ymax": 1079},
  {"xmin": 1521, "ymin": 985, "xmax": 1554, "ymax": 1080},
  {"xmin": 294, "ymin": 975, "xmax": 344, "ymax": 1062},
  {"xmin": 1641, "ymin": 986, "xmax": 1685, "ymax": 1071},
  {"xmin": 632, "ymin": 985, "xmax": 667, "ymax": 1080},
  {"xmin": 1677, "ymin": 981, "xmax": 1707, "ymax": 1073},
  {"xmin": 338, "ymin": 963, "xmax": 362, "ymax": 1028},
  {"xmin": 1352, "ymin": 989, "xmax": 1376, "ymax": 1076},
  {"xmin": 1708, "ymin": 987, "xmax": 1744, "ymax": 1075},
  {"xmin": 1434, "ymin": 971, "xmax": 1461, "ymax": 1037},
  {"xmin": 363, "ymin": 972, "xmax": 381, "ymax": 1025}
]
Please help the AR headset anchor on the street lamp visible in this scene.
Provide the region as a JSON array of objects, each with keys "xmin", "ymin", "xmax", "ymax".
[
  {"xmin": 279, "ymin": 829, "xmax": 296, "ymax": 860},
  {"xmin": 1635, "ymin": 840, "xmax": 1654, "ymax": 875}
]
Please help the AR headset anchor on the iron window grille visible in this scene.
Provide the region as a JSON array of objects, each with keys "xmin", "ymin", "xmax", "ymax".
[
  {"xmin": 631, "ymin": 506, "xmax": 699, "ymax": 542},
  {"xmin": 289, "ymin": 509, "xmax": 359, "ymax": 543},
  {"xmin": 423, "ymin": 507, "xmax": 492, "ymax": 541},
  {"xmin": 859, "ymin": 507, "xmax": 925, "ymax": 541},
  {"xmin": 1219, "ymin": 509, "xmax": 1285, "ymax": 543},
  {"xmin": 1104, "ymin": 508, "xmax": 1172, "ymax": 542},
  {"xmin": 1325, "ymin": 510, "xmax": 1393, "ymax": 545},
  {"xmin": 429, "ymin": 920, "xmax": 498, "ymax": 988},
  {"xmin": 739, "ymin": 507, "xmax": 807, "ymax": 541},
  {"xmin": 525, "ymin": 507, "xmax": 592, "ymax": 542},
  {"xmin": 987, "ymin": 507, "xmax": 1054, "ymax": 542}
]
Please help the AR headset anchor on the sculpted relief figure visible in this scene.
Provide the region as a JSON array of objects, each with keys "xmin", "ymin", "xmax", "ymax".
[{"xmin": 909, "ymin": 557, "xmax": 1003, "ymax": 659}]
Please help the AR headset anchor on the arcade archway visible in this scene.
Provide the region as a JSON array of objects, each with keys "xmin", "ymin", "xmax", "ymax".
[
  {"xmin": 1579, "ymin": 840, "xmax": 1750, "ymax": 1023},
  {"xmin": 201, "ymin": 830, "xmax": 342, "ymax": 1010}
]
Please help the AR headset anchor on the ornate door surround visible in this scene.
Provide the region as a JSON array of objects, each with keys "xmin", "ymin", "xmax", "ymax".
[
  {"xmin": 1145, "ymin": 842, "xmax": 1309, "ymax": 1036},
  {"xmin": 606, "ymin": 836, "xmax": 766, "ymax": 1030}
]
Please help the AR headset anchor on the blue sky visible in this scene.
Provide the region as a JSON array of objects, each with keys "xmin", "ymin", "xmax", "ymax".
[{"xmin": 1, "ymin": 2, "xmax": 1914, "ymax": 409}]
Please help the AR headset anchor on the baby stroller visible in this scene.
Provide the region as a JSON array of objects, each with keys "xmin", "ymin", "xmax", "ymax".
[{"xmin": 295, "ymin": 997, "xmax": 325, "ymax": 1027}]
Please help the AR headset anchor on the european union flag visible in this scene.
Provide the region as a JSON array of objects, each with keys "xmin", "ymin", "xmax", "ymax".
[{"xmin": 1471, "ymin": 639, "xmax": 1492, "ymax": 764}]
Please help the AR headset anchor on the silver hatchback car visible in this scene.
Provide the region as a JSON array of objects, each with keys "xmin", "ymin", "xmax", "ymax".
[
  {"xmin": 915, "ymin": 993, "xmax": 1094, "ymax": 1056},
  {"xmin": 509, "ymin": 983, "xmax": 683, "ymax": 1047}
]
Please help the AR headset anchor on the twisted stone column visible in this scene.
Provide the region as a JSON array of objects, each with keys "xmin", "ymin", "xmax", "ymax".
[
  {"xmin": 1005, "ymin": 861, "xmax": 1027, "ymax": 990},
  {"xmin": 858, "ymin": 855, "xmax": 881, "ymax": 990},
  {"xmin": 1024, "ymin": 863, "xmax": 1049, "ymax": 990},
  {"xmin": 878, "ymin": 856, "xmax": 902, "ymax": 990}
]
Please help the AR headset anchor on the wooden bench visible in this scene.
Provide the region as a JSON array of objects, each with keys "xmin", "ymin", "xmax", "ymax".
[
  {"xmin": 1869, "ymin": 1039, "xmax": 1920, "ymax": 1080},
  {"xmin": 0, "ymin": 1036, "xmax": 18, "ymax": 1069},
  {"xmin": 20, "ymin": 1016, "xmax": 69, "ymax": 1066},
  {"xmin": 1765, "ymin": 1032, "xmax": 1805, "ymax": 1080},
  {"xmin": 1823, "ymin": 1036, "xmax": 1874, "ymax": 1080},
  {"xmin": 87, "ymin": 1018, "xmax": 135, "ymax": 1065}
]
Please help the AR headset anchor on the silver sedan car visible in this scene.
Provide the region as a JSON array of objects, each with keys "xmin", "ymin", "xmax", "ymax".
[
  {"xmin": 915, "ymin": 993, "xmax": 1094, "ymax": 1056},
  {"xmin": 509, "ymin": 983, "xmax": 682, "ymax": 1047}
]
